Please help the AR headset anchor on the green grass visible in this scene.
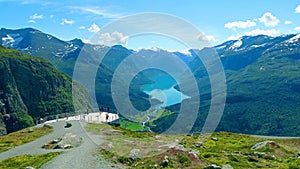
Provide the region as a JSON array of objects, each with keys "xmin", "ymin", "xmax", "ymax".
[
  {"xmin": 0, "ymin": 152, "xmax": 62, "ymax": 169},
  {"xmin": 120, "ymin": 119, "xmax": 147, "ymax": 131},
  {"xmin": 0, "ymin": 125, "xmax": 53, "ymax": 153},
  {"xmin": 148, "ymin": 109, "xmax": 173, "ymax": 127},
  {"xmin": 86, "ymin": 123, "xmax": 300, "ymax": 169}
]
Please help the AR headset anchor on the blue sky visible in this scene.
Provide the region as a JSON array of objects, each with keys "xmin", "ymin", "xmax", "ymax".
[{"xmin": 1, "ymin": 0, "xmax": 300, "ymax": 50}]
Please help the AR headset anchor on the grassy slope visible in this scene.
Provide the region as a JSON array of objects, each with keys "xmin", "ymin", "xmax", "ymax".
[
  {"xmin": 0, "ymin": 152, "xmax": 61, "ymax": 169},
  {"xmin": 0, "ymin": 46, "xmax": 92, "ymax": 133},
  {"xmin": 86, "ymin": 123, "xmax": 300, "ymax": 169},
  {"xmin": 0, "ymin": 125, "xmax": 53, "ymax": 153}
]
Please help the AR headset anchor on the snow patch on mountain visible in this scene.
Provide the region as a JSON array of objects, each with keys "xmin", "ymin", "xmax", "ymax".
[
  {"xmin": 176, "ymin": 49, "xmax": 192, "ymax": 56},
  {"xmin": 286, "ymin": 34, "xmax": 300, "ymax": 43},
  {"xmin": 2, "ymin": 34, "xmax": 23, "ymax": 48},
  {"xmin": 216, "ymin": 45, "xmax": 227, "ymax": 50},
  {"xmin": 229, "ymin": 40, "xmax": 242, "ymax": 50},
  {"xmin": 251, "ymin": 44, "xmax": 266, "ymax": 48}
]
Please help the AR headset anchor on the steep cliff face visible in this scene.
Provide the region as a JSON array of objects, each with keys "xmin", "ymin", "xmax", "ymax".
[{"xmin": 0, "ymin": 46, "xmax": 91, "ymax": 134}]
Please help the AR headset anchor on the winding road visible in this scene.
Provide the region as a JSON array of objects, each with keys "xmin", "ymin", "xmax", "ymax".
[{"xmin": 0, "ymin": 120, "xmax": 118, "ymax": 169}]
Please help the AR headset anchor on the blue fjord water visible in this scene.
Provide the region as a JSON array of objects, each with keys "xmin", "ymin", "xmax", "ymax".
[{"xmin": 143, "ymin": 74, "xmax": 190, "ymax": 107}]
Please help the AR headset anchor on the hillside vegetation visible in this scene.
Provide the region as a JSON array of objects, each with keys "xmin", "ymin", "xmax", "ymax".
[
  {"xmin": 86, "ymin": 123, "xmax": 300, "ymax": 169},
  {"xmin": 0, "ymin": 46, "xmax": 91, "ymax": 134}
]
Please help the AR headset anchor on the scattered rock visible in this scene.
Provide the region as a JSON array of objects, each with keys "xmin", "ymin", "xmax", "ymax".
[
  {"xmin": 251, "ymin": 141, "xmax": 274, "ymax": 150},
  {"xmin": 108, "ymin": 142, "xmax": 113, "ymax": 149},
  {"xmin": 107, "ymin": 129, "xmax": 122, "ymax": 134},
  {"xmin": 254, "ymin": 152, "xmax": 266, "ymax": 158},
  {"xmin": 25, "ymin": 167, "xmax": 35, "ymax": 169},
  {"xmin": 22, "ymin": 127, "xmax": 34, "ymax": 133},
  {"xmin": 204, "ymin": 164, "xmax": 222, "ymax": 169},
  {"xmin": 298, "ymin": 149, "xmax": 300, "ymax": 157},
  {"xmin": 161, "ymin": 155, "xmax": 171, "ymax": 168},
  {"xmin": 29, "ymin": 127, "xmax": 34, "ymax": 133},
  {"xmin": 123, "ymin": 139, "xmax": 134, "ymax": 143},
  {"xmin": 154, "ymin": 135, "xmax": 161, "ymax": 139},
  {"xmin": 167, "ymin": 143, "xmax": 199, "ymax": 158},
  {"xmin": 43, "ymin": 123, "xmax": 51, "ymax": 128},
  {"xmin": 267, "ymin": 155, "xmax": 276, "ymax": 160},
  {"xmin": 194, "ymin": 142, "xmax": 202, "ymax": 148},
  {"xmin": 62, "ymin": 144, "xmax": 73, "ymax": 149},
  {"xmin": 57, "ymin": 133, "xmax": 82, "ymax": 148},
  {"xmin": 222, "ymin": 164, "xmax": 234, "ymax": 169},
  {"xmin": 45, "ymin": 133, "xmax": 82, "ymax": 149},
  {"xmin": 51, "ymin": 138, "xmax": 62, "ymax": 144},
  {"xmin": 268, "ymin": 141, "xmax": 277, "ymax": 148},
  {"xmin": 130, "ymin": 149, "xmax": 141, "ymax": 160},
  {"xmin": 163, "ymin": 155, "xmax": 169, "ymax": 163},
  {"xmin": 247, "ymin": 156, "xmax": 259, "ymax": 162},
  {"xmin": 211, "ymin": 137, "xmax": 218, "ymax": 141}
]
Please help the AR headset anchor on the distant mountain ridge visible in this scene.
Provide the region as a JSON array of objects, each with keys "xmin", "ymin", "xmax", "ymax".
[{"xmin": 1, "ymin": 27, "xmax": 300, "ymax": 136}]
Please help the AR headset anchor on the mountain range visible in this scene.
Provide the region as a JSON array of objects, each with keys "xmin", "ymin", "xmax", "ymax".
[{"xmin": 1, "ymin": 28, "xmax": 299, "ymax": 136}]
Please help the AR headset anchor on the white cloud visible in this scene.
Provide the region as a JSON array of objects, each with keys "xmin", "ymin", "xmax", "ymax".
[
  {"xmin": 227, "ymin": 29, "xmax": 280, "ymax": 40},
  {"xmin": 88, "ymin": 23, "xmax": 100, "ymax": 33},
  {"xmin": 28, "ymin": 20, "xmax": 35, "ymax": 23},
  {"xmin": 82, "ymin": 39, "xmax": 91, "ymax": 44},
  {"xmin": 224, "ymin": 20, "xmax": 256, "ymax": 29},
  {"xmin": 258, "ymin": 12, "xmax": 280, "ymax": 27},
  {"xmin": 244, "ymin": 29, "xmax": 280, "ymax": 36},
  {"xmin": 79, "ymin": 26, "xmax": 86, "ymax": 29},
  {"xmin": 60, "ymin": 18, "xmax": 75, "ymax": 25},
  {"xmin": 30, "ymin": 13, "xmax": 43, "ymax": 20},
  {"xmin": 284, "ymin": 20, "xmax": 292, "ymax": 25},
  {"xmin": 295, "ymin": 5, "xmax": 300, "ymax": 13},
  {"xmin": 68, "ymin": 6, "xmax": 121, "ymax": 19},
  {"xmin": 198, "ymin": 33, "xmax": 219, "ymax": 43},
  {"xmin": 98, "ymin": 31, "xmax": 128, "ymax": 46},
  {"xmin": 21, "ymin": 0, "xmax": 56, "ymax": 6},
  {"xmin": 28, "ymin": 13, "xmax": 43, "ymax": 23},
  {"xmin": 49, "ymin": 14, "xmax": 54, "ymax": 19},
  {"xmin": 227, "ymin": 34, "xmax": 241, "ymax": 40},
  {"xmin": 294, "ymin": 26, "xmax": 300, "ymax": 31}
]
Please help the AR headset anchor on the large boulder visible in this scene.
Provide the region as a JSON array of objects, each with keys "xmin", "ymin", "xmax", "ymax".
[
  {"xmin": 251, "ymin": 141, "xmax": 274, "ymax": 150},
  {"xmin": 130, "ymin": 149, "xmax": 141, "ymax": 160}
]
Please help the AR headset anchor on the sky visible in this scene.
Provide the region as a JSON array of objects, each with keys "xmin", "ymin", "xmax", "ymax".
[{"xmin": 1, "ymin": 0, "xmax": 300, "ymax": 50}]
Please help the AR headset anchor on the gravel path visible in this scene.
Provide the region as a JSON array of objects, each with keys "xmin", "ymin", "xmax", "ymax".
[
  {"xmin": 0, "ymin": 120, "xmax": 119, "ymax": 169},
  {"xmin": 0, "ymin": 121, "xmax": 67, "ymax": 161}
]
